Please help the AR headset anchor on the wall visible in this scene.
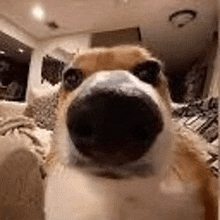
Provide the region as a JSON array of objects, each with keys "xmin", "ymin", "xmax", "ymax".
[
  {"xmin": 209, "ymin": 54, "xmax": 220, "ymax": 98},
  {"xmin": 208, "ymin": 22, "xmax": 219, "ymax": 98},
  {"xmin": 91, "ymin": 27, "xmax": 141, "ymax": 47},
  {"xmin": 26, "ymin": 48, "xmax": 44, "ymax": 100},
  {"xmin": 40, "ymin": 33, "xmax": 91, "ymax": 55},
  {"xmin": 25, "ymin": 33, "xmax": 91, "ymax": 102}
]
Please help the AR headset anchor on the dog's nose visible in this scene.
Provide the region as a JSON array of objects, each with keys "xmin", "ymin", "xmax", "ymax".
[{"xmin": 67, "ymin": 91, "xmax": 163, "ymax": 165}]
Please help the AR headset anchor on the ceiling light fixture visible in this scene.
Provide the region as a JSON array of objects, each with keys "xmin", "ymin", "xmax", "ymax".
[
  {"xmin": 32, "ymin": 5, "xmax": 46, "ymax": 21},
  {"xmin": 169, "ymin": 9, "xmax": 197, "ymax": 28},
  {"xmin": 46, "ymin": 21, "xmax": 59, "ymax": 30}
]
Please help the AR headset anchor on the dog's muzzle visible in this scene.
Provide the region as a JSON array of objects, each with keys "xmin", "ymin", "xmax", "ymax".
[{"xmin": 66, "ymin": 71, "xmax": 164, "ymax": 166}]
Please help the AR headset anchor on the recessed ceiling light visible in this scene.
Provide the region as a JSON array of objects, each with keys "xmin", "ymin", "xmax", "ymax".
[
  {"xmin": 0, "ymin": 50, "xmax": 5, "ymax": 54},
  {"xmin": 32, "ymin": 5, "xmax": 46, "ymax": 21},
  {"xmin": 18, "ymin": 48, "xmax": 24, "ymax": 53}
]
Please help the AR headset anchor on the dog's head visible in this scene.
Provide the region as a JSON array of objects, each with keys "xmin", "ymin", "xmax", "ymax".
[{"xmin": 53, "ymin": 45, "xmax": 173, "ymax": 179}]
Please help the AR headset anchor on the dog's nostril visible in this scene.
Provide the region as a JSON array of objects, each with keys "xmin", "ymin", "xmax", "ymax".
[
  {"xmin": 130, "ymin": 126, "xmax": 151, "ymax": 141},
  {"xmin": 74, "ymin": 124, "xmax": 93, "ymax": 138}
]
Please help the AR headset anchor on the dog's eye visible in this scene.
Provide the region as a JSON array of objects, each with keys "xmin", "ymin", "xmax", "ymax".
[
  {"xmin": 63, "ymin": 68, "xmax": 83, "ymax": 90},
  {"xmin": 131, "ymin": 60, "xmax": 161, "ymax": 85}
]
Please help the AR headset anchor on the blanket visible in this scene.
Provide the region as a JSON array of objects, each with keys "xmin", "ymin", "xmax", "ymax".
[
  {"xmin": 172, "ymin": 97, "xmax": 218, "ymax": 177},
  {"xmin": 0, "ymin": 116, "xmax": 52, "ymax": 161},
  {"xmin": 0, "ymin": 116, "xmax": 52, "ymax": 220}
]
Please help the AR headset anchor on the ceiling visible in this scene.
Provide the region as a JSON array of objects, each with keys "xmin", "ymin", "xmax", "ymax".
[
  {"xmin": 0, "ymin": 0, "xmax": 218, "ymax": 71},
  {"xmin": 0, "ymin": 0, "xmax": 217, "ymax": 40}
]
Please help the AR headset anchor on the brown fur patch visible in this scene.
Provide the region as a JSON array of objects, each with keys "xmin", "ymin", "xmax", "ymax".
[
  {"xmin": 156, "ymin": 74, "xmax": 172, "ymax": 111},
  {"xmin": 74, "ymin": 45, "xmax": 155, "ymax": 77},
  {"xmin": 72, "ymin": 45, "xmax": 171, "ymax": 109},
  {"xmin": 167, "ymin": 128, "xmax": 218, "ymax": 220}
]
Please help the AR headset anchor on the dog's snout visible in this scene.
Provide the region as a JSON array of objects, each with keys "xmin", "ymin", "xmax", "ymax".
[{"xmin": 67, "ymin": 91, "xmax": 164, "ymax": 165}]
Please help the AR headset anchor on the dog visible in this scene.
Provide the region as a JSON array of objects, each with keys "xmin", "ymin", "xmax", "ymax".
[{"xmin": 45, "ymin": 45, "xmax": 217, "ymax": 220}]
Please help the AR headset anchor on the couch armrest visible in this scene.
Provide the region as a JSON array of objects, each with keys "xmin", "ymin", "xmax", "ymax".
[{"xmin": 0, "ymin": 101, "xmax": 27, "ymax": 118}]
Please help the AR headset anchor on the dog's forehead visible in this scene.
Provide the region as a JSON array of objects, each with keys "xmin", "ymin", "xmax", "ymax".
[
  {"xmin": 60, "ymin": 45, "xmax": 171, "ymax": 110},
  {"xmin": 73, "ymin": 45, "xmax": 157, "ymax": 76}
]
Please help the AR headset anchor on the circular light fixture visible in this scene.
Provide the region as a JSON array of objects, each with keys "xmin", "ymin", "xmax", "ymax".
[
  {"xmin": 169, "ymin": 9, "xmax": 197, "ymax": 28},
  {"xmin": 32, "ymin": 5, "xmax": 46, "ymax": 21}
]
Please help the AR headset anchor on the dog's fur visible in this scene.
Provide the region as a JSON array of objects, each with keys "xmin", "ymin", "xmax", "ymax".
[{"xmin": 45, "ymin": 45, "xmax": 217, "ymax": 220}]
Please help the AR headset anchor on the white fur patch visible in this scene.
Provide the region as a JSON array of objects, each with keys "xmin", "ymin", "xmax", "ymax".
[{"xmin": 45, "ymin": 164, "xmax": 204, "ymax": 220}]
